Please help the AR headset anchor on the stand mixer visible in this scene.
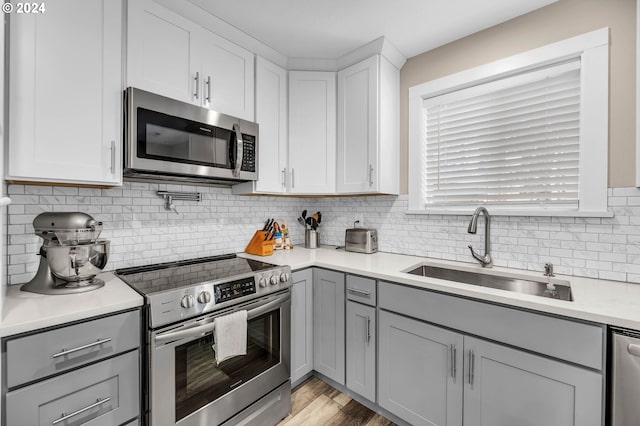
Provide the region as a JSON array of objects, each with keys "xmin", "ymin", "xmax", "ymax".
[{"xmin": 21, "ymin": 212, "xmax": 110, "ymax": 295}]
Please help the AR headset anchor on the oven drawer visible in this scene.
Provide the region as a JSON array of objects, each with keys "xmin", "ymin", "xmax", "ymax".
[
  {"xmin": 5, "ymin": 349, "xmax": 139, "ymax": 426},
  {"xmin": 346, "ymin": 275, "xmax": 376, "ymax": 306},
  {"xmin": 6, "ymin": 310, "xmax": 140, "ymax": 388}
]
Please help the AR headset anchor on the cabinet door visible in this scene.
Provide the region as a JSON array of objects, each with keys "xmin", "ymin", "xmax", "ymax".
[
  {"xmin": 379, "ymin": 310, "xmax": 463, "ymax": 426},
  {"xmin": 127, "ymin": 0, "xmax": 198, "ymax": 105},
  {"xmin": 289, "ymin": 71, "xmax": 336, "ymax": 194},
  {"xmin": 199, "ymin": 30, "xmax": 255, "ymax": 121},
  {"xmin": 463, "ymin": 336, "xmax": 602, "ymax": 426},
  {"xmin": 337, "ymin": 56, "xmax": 378, "ymax": 194},
  {"xmin": 255, "ymin": 57, "xmax": 287, "ymax": 193},
  {"xmin": 346, "ymin": 301, "xmax": 376, "ymax": 402},
  {"xmin": 313, "ymin": 269, "xmax": 345, "ymax": 384},
  {"xmin": 8, "ymin": 0, "xmax": 122, "ymax": 185},
  {"xmin": 291, "ymin": 269, "xmax": 313, "ymax": 385}
]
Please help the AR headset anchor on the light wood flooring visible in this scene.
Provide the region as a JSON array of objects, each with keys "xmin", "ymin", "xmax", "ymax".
[{"xmin": 277, "ymin": 377, "xmax": 396, "ymax": 426}]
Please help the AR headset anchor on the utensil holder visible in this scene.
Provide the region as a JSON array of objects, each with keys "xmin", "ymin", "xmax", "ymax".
[
  {"xmin": 305, "ymin": 229, "xmax": 319, "ymax": 249},
  {"xmin": 245, "ymin": 230, "xmax": 274, "ymax": 256}
]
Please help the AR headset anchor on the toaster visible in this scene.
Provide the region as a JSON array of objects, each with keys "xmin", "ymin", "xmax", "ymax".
[{"xmin": 345, "ymin": 228, "xmax": 378, "ymax": 254}]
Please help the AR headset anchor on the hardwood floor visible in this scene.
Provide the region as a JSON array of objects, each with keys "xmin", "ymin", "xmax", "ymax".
[{"xmin": 278, "ymin": 377, "xmax": 396, "ymax": 426}]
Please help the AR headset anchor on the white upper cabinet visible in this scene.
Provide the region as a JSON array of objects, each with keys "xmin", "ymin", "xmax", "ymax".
[
  {"xmin": 234, "ymin": 57, "xmax": 287, "ymax": 194},
  {"xmin": 127, "ymin": 0, "xmax": 254, "ymax": 121},
  {"xmin": 127, "ymin": 0, "xmax": 196, "ymax": 104},
  {"xmin": 199, "ymin": 33, "xmax": 255, "ymax": 121},
  {"xmin": 7, "ymin": 0, "xmax": 123, "ymax": 186},
  {"xmin": 288, "ymin": 71, "xmax": 337, "ymax": 194},
  {"xmin": 337, "ymin": 55, "xmax": 399, "ymax": 194}
]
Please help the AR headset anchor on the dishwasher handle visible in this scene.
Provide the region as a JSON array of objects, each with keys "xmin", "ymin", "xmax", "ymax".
[{"xmin": 628, "ymin": 343, "xmax": 640, "ymax": 357}]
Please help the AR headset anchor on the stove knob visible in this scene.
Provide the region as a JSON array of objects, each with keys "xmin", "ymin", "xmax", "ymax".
[
  {"xmin": 197, "ymin": 291, "xmax": 211, "ymax": 304},
  {"xmin": 270, "ymin": 275, "xmax": 279, "ymax": 285},
  {"xmin": 280, "ymin": 272, "xmax": 290, "ymax": 282},
  {"xmin": 259, "ymin": 277, "xmax": 268, "ymax": 288},
  {"xmin": 180, "ymin": 294, "xmax": 194, "ymax": 309}
]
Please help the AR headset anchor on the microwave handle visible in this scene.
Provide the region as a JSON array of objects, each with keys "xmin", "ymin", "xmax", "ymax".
[{"xmin": 232, "ymin": 123, "xmax": 244, "ymax": 178}]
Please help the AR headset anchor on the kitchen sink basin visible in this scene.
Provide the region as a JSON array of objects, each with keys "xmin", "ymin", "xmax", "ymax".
[{"xmin": 405, "ymin": 264, "xmax": 573, "ymax": 301}]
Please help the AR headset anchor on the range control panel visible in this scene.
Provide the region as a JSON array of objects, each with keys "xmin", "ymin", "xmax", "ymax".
[
  {"xmin": 146, "ymin": 264, "xmax": 292, "ymax": 328},
  {"xmin": 214, "ymin": 278, "xmax": 256, "ymax": 303}
]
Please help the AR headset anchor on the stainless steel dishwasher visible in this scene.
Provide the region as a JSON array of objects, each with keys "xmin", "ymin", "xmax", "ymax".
[{"xmin": 611, "ymin": 327, "xmax": 640, "ymax": 425}]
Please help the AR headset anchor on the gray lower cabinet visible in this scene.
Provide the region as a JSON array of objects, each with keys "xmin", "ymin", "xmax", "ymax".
[
  {"xmin": 379, "ymin": 309, "xmax": 603, "ymax": 426},
  {"xmin": 3, "ymin": 309, "xmax": 141, "ymax": 426},
  {"xmin": 379, "ymin": 310, "xmax": 463, "ymax": 426},
  {"xmin": 6, "ymin": 350, "xmax": 139, "ymax": 426},
  {"xmin": 346, "ymin": 300, "xmax": 376, "ymax": 402},
  {"xmin": 463, "ymin": 336, "xmax": 602, "ymax": 426},
  {"xmin": 291, "ymin": 269, "xmax": 314, "ymax": 385},
  {"xmin": 313, "ymin": 268, "xmax": 345, "ymax": 385}
]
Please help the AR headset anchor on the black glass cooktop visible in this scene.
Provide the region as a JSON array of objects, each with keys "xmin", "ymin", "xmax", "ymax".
[{"xmin": 115, "ymin": 254, "xmax": 276, "ymax": 295}]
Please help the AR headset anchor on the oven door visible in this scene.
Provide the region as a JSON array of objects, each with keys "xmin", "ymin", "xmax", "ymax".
[{"xmin": 150, "ymin": 290, "xmax": 290, "ymax": 426}]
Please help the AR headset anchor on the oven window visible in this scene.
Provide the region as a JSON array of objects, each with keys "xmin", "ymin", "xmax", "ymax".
[
  {"xmin": 137, "ymin": 108, "xmax": 233, "ymax": 169},
  {"xmin": 174, "ymin": 310, "xmax": 281, "ymax": 422}
]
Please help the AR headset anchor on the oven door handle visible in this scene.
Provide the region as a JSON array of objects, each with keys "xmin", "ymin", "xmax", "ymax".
[{"xmin": 155, "ymin": 293, "xmax": 289, "ymax": 345}]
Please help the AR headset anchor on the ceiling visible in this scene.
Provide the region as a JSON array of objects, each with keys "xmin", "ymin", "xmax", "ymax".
[{"xmin": 188, "ymin": 0, "xmax": 558, "ymax": 60}]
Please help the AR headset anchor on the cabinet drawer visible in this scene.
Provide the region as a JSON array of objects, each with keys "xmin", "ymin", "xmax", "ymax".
[
  {"xmin": 6, "ymin": 349, "xmax": 139, "ymax": 426},
  {"xmin": 346, "ymin": 275, "xmax": 376, "ymax": 306},
  {"xmin": 6, "ymin": 310, "xmax": 140, "ymax": 388},
  {"xmin": 379, "ymin": 282, "xmax": 604, "ymax": 370}
]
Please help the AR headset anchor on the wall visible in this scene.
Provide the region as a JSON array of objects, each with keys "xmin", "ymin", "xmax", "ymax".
[
  {"xmin": 7, "ymin": 183, "xmax": 640, "ymax": 285},
  {"xmin": 313, "ymin": 188, "xmax": 640, "ymax": 283},
  {"xmin": 399, "ymin": 0, "xmax": 636, "ymax": 192},
  {"xmin": 6, "ymin": 182, "xmax": 312, "ymax": 285}
]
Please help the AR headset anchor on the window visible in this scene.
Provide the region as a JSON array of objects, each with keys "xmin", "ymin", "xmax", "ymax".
[{"xmin": 408, "ymin": 28, "xmax": 610, "ymax": 216}]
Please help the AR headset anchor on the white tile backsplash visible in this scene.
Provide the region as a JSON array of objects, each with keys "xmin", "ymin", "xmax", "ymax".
[{"xmin": 6, "ymin": 184, "xmax": 640, "ymax": 285}]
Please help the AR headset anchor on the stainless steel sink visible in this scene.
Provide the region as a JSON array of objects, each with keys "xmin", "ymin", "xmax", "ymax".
[{"xmin": 405, "ymin": 264, "xmax": 573, "ymax": 301}]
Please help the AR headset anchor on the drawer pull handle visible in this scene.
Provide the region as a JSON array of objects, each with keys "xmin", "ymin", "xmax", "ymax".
[
  {"xmin": 52, "ymin": 397, "xmax": 111, "ymax": 425},
  {"xmin": 366, "ymin": 316, "xmax": 371, "ymax": 344},
  {"xmin": 347, "ymin": 288, "xmax": 371, "ymax": 297},
  {"xmin": 52, "ymin": 338, "xmax": 112, "ymax": 358}
]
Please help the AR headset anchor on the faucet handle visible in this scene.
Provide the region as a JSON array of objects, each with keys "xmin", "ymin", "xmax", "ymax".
[{"xmin": 544, "ymin": 262, "xmax": 555, "ymax": 277}]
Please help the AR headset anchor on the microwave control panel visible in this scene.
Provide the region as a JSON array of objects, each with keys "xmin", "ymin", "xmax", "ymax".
[{"xmin": 241, "ymin": 135, "xmax": 256, "ymax": 172}]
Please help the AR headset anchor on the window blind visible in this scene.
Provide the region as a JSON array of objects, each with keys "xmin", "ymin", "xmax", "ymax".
[{"xmin": 422, "ymin": 60, "xmax": 581, "ymax": 208}]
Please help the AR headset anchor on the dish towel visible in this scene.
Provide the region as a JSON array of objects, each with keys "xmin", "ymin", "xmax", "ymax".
[{"xmin": 213, "ymin": 310, "xmax": 248, "ymax": 365}]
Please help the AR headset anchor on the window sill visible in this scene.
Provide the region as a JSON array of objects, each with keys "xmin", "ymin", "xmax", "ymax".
[{"xmin": 406, "ymin": 209, "xmax": 614, "ymax": 218}]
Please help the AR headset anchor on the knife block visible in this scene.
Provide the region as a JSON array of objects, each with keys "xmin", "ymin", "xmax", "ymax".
[{"xmin": 245, "ymin": 230, "xmax": 274, "ymax": 256}]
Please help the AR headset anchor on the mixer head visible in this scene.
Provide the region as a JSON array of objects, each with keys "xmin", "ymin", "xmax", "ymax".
[{"xmin": 33, "ymin": 212, "xmax": 103, "ymax": 245}]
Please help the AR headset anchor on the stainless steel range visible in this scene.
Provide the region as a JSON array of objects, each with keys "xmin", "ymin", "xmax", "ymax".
[{"xmin": 116, "ymin": 254, "xmax": 291, "ymax": 426}]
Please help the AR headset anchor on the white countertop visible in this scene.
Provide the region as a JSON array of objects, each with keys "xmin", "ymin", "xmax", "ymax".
[
  {"xmin": 241, "ymin": 246, "xmax": 640, "ymax": 330},
  {"xmin": 0, "ymin": 272, "xmax": 144, "ymax": 338},
  {"xmin": 4, "ymin": 247, "xmax": 639, "ymax": 337}
]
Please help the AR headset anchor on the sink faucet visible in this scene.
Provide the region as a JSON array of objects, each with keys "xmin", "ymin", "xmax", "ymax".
[{"xmin": 467, "ymin": 207, "xmax": 492, "ymax": 267}]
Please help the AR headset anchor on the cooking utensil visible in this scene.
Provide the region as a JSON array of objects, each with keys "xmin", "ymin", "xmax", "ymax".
[
  {"xmin": 302, "ymin": 210, "xmax": 307, "ymax": 219},
  {"xmin": 317, "ymin": 212, "xmax": 322, "ymax": 224},
  {"xmin": 297, "ymin": 216, "xmax": 306, "ymax": 228},
  {"xmin": 311, "ymin": 217, "xmax": 318, "ymax": 230}
]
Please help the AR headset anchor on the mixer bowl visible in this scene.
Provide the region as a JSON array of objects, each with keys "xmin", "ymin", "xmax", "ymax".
[{"xmin": 46, "ymin": 240, "xmax": 110, "ymax": 282}]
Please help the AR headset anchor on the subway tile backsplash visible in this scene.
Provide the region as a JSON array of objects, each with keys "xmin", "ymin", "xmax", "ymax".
[{"xmin": 5, "ymin": 183, "xmax": 640, "ymax": 285}]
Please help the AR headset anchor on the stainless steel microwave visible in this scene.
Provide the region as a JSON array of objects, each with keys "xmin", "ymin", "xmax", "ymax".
[{"xmin": 124, "ymin": 87, "xmax": 258, "ymax": 185}]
